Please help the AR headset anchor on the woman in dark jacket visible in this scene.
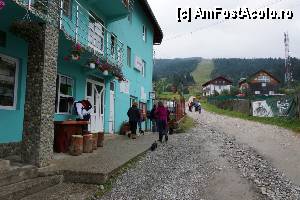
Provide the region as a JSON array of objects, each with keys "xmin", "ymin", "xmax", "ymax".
[{"xmin": 127, "ymin": 102, "xmax": 140, "ymax": 139}]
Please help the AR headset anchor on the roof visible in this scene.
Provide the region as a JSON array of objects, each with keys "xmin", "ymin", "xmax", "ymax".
[
  {"xmin": 140, "ymin": 0, "xmax": 163, "ymax": 44},
  {"xmin": 239, "ymin": 70, "xmax": 281, "ymax": 85},
  {"xmin": 202, "ymin": 76, "xmax": 233, "ymax": 87}
]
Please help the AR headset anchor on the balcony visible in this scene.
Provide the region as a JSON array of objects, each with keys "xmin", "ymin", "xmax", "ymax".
[
  {"xmin": 59, "ymin": 0, "xmax": 124, "ymax": 69},
  {"xmin": 77, "ymin": 0, "xmax": 134, "ymax": 21}
]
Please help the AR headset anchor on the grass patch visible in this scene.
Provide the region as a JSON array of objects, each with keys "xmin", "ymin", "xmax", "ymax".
[
  {"xmin": 157, "ymin": 92, "xmax": 182, "ymax": 100},
  {"xmin": 93, "ymin": 151, "xmax": 147, "ymax": 199},
  {"xmin": 190, "ymin": 59, "xmax": 214, "ymax": 95},
  {"xmin": 176, "ymin": 116, "xmax": 196, "ymax": 133},
  {"xmin": 201, "ymin": 101, "xmax": 300, "ymax": 133}
]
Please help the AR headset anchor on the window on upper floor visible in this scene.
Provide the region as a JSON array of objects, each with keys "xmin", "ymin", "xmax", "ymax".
[
  {"xmin": 0, "ymin": 54, "xmax": 18, "ymax": 110},
  {"xmin": 127, "ymin": 46, "xmax": 131, "ymax": 67},
  {"xmin": 61, "ymin": 0, "xmax": 72, "ymax": 18},
  {"xmin": 88, "ymin": 14, "xmax": 105, "ymax": 55},
  {"xmin": 142, "ymin": 25, "xmax": 147, "ymax": 42},
  {"xmin": 111, "ymin": 35, "xmax": 116, "ymax": 58},
  {"xmin": 55, "ymin": 74, "xmax": 74, "ymax": 114},
  {"xmin": 128, "ymin": 12, "xmax": 132, "ymax": 24},
  {"xmin": 142, "ymin": 60, "xmax": 146, "ymax": 77}
]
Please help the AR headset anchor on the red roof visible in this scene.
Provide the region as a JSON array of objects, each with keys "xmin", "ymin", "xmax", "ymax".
[{"xmin": 202, "ymin": 76, "xmax": 233, "ymax": 87}]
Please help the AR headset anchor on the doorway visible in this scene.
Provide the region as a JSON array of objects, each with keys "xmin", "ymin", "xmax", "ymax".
[{"xmin": 86, "ymin": 79, "xmax": 105, "ymax": 133}]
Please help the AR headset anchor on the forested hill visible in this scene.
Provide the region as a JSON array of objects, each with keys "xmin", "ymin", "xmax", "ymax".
[
  {"xmin": 153, "ymin": 58, "xmax": 201, "ymax": 85},
  {"xmin": 154, "ymin": 57, "xmax": 300, "ymax": 85}
]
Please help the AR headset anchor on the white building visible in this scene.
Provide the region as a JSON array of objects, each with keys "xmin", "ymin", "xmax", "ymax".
[{"xmin": 202, "ymin": 76, "xmax": 233, "ymax": 96}]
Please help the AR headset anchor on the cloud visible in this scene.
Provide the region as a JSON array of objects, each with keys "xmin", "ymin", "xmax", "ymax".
[{"xmin": 148, "ymin": 0, "xmax": 300, "ymax": 58}]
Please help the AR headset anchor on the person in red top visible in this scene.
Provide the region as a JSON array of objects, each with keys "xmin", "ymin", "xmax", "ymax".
[{"xmin": 155, "ymin": 101, "xmax": 168, "ymax": 143}]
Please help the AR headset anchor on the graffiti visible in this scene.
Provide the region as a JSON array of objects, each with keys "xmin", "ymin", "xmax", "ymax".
[
  {"xmin": 252, "ymin": 101, "xmax": 273, "ymax": 117},
  {"xmin": 276, "ymin": 99, "xmax": 290, "ymax": 116}
]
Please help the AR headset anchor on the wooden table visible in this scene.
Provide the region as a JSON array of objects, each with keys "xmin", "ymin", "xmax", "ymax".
[{"xmin": 54, "ymin": 120, "xmax": 89, "ymax": 153}]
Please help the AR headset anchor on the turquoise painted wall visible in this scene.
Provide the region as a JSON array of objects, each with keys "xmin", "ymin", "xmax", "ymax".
[
  {"xmin": 54, "ymin": 35, "xmax": 115, "ymax": 134},
  {"xmin": 108, "ymin": 2, "xmax": 155, "ymax": 132},
  {"xmin": 0, "ymin": 2, "xmax": 28, "ymax": 143}
]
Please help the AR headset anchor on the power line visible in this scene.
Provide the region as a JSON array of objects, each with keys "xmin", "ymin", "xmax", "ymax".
[{"xmin": 164, "ymin": 0, "xmax": 292, "ymax": 42}]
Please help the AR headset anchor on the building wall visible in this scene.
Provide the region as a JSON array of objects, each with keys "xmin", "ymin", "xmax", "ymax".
[
  {"xmin": 0, "ymin": 4, "xmax": 28, "ymax": 143},
  {"xmin": 204, "ymin": 84, "xmax": 231, "ymax": 96},
  {"xmin": 108, "ymin": 2, "xmax": 155, "ymax": 132}
]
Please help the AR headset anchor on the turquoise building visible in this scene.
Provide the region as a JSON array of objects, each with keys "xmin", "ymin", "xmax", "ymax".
[{"xmin": 0, "ymin": 0, "xmax": 162, "ymax": 163}]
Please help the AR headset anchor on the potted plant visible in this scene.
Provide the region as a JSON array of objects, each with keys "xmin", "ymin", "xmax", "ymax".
[
  {"xmin": 88, "ymin": 57, "xmax": 100, "ymax": 69},
  {"xmin": 100, "ymin": 63, "xmax": 111, "ymax": 76},
  {"xmin": 71, "ymin": 43, "xmax": 84, "ymax": 61}
]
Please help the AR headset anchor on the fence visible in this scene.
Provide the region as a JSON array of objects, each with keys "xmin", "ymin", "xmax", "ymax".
[
  {"xmin": 208, "ymin": 95, "xmax": 300, "ymax": 118},
  {"xmin": 155, "ymin": 98, "xmax": 186, "ymax": 122}
]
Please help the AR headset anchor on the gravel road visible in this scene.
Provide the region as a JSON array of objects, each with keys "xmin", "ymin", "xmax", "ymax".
[{"xmin": 99, "ymin": 111, "xmax": 300, "ymax": 199}]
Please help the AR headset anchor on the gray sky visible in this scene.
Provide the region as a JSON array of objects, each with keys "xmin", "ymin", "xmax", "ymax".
[{"xmin": 148, "ymin": 0, "xmax": 300, "ymax": 59}]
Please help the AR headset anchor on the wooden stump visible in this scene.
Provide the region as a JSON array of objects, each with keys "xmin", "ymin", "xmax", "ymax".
[
  {"xmin": 83, "ymin": 134, "xmax": 93, "ymax": 153},
  {"xmin": 97, "ymin": 132, "xmax": 104, "ymax": 147},
  {"xmin": 69, "ymin": 135, "xmax": 83, "ymax": 156},
  {"xmin": 92, "ymin": 133, "xmax": 98, "ymax": 150}
]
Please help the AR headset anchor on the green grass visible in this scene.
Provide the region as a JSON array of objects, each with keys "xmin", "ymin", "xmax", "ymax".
[
  {"xmin": 201, "ymin": 101, "xmax": 300, "ymax": 133},
  {"xmin": 190, "ymin": 59, "xmax": 214, "ymax": 95},
  {"xmin": 176, "ymin": 116, "xmax": 196, "ymax": 133},
  {"xmin": 157, "ymin": 92, "xmax": 182, "ymax": 100}
]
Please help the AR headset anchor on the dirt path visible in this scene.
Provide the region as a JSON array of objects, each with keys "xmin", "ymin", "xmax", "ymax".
[{"xmin": 190, "ymin": 110, "xmax": 300, "ymax": 186}]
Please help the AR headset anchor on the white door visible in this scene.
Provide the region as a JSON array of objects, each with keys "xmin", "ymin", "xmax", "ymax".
[
  {"xmin": 109, "ymin": 82, "xmax": 115, "ymax": 134},
  {"xmin": 86, "ymin": 80, "xmax": 105, "ymax": 133}
]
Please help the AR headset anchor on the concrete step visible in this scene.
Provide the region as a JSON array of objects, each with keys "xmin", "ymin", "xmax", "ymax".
[
  {"xmin": 0, "ymin": 165, "xmax": 38, "ymax": 187},
  {"xmin": 0, "ymin": 175, "xmax": 64, "ymax": 200}
]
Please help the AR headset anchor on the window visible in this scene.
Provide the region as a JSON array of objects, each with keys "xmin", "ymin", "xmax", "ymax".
[
  {"xmin": 257, "ymin": 75, "xmax": 270, "ymax": 83},
  {"xmin": 111, "ymin": 35, "xmax": 116, "ymax": 57},
  {"xmin": 127, "ymin": 46, "xmax": 131, "ymax": 67},
  {"xmin": 56, "ymin": 74, "xmax": 74, "ymax": 114},
  {"xmin": 0, "ymin": 54, "xmax": 18, "ymax": 109},
  {"xmin": 88, "ymin": 15, "xmax": 105, "ymax": 54},
  {"xmin": 142, "ymin": 60, "xmax": 146, "ymax": 77},
  {"xmin": 62, "ymin": 0, "xmax": 72, "ymax": 18},
  {"xmin": 255, "ymin": 91, "xmax": 261, "ymax": 95},
  {"xmin": 142, "ymin": 25, "xmax": 147, "ymax": 42},
  {"xmin": 262, "ymin": 82, "xmax": 267, "ymax": 87},
  {"xmin": 128, "ymin": 12, "xmax": 132, "ymax": 24}
]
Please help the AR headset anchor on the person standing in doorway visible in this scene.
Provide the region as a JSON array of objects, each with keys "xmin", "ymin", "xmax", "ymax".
[
  {"xmin": 155, "ymin": 101, "xmax": 168, "ymax": 143},
  {"xmin": 127, "ymin": 102, "xmax": 140, "ymax": 139}
]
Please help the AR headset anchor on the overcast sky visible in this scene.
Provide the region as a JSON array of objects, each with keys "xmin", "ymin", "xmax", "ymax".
[{"xmin": 148, "ymin": 0, "xmax": 300, "ymax": 59}]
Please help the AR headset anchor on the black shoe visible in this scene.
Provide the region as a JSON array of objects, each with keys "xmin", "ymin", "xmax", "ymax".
[{"xmin": 165, "ymin": 135, "xmax": 168, "ymax": 142}]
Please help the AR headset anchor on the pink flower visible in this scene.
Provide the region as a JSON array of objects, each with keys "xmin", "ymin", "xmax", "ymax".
[
  {"xmin": 0, "ymin": 0, "xmax": 5, "ymax": 10},
  {"xmin": 75, "ymin": 44, "xmax": 81, "ymax": 50}
]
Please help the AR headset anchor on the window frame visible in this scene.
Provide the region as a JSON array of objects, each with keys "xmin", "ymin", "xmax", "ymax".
[
  {"xmin": 0, "ymin": 53, "xmax": 19, "ymax": 110},
  {"xmin": 127, "ymin": 46, "xmax": 131, "ymax": 67},
  {"xmin": 61, "ymin": 0, "xmax": 72, "ymax": 19},
  {"xmin": 142, "ymin": 25, "xmax": 147, "ymax": 42},
  {"xmin": 141, "ymin": 60, "xmax": 146, "ymax": 77},
  {"xmin": 56, "ymin": 74, "xmax": 74, "ymax": 114}
]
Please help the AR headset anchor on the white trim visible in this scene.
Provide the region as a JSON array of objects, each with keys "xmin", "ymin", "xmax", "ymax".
[
  {"xmin": 0, "ymin": 53, "xmax": 19, "ymax": 110},
  {"xmin": 56, "ymin": 74, "xmax": 74, "ymax": 114}
]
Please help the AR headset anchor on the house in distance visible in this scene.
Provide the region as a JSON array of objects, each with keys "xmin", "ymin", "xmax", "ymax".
[
  {"xmin": 202, "ymin": 76, "xmax": 233, "ymax": 96},
  {"xmin": 239, "ymin": 70, "xmax": 281, "ymax": 96}
]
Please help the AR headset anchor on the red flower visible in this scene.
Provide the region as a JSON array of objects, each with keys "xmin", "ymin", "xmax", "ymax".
[{"xmin": 0, "ymin": 0, "xmax": 5, "ymax": 10}]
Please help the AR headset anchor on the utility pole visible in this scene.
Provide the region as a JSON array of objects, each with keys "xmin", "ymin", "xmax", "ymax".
[{"xmin": 284, "ymin": 32, "xmax": 293, "ymax": 87}]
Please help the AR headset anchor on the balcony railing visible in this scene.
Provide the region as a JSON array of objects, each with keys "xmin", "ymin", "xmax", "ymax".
[
  {"xmin": 12, "ymin": 0, "xmax": 125, "ymax": 68},
  {"xmin": 60, "ymin": 0, "xmax": 124, "ymax": 68}
]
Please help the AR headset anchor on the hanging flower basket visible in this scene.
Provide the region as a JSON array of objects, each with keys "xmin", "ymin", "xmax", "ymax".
[
  {"xmin": 71, "ymin": 43, "xmax": 84, "ymax": 61},
  {"xmin": 103, "ymin": 70, "xmax": 109, "ymax": 76},
  {"xmin": 87, "ymin": 57, "xmax": 100, "ymax": 69},
  {"xmin": 0, "ymin": 0, "xmax": 6, "ymax": 10}
]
